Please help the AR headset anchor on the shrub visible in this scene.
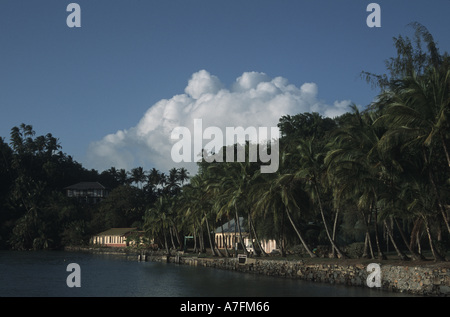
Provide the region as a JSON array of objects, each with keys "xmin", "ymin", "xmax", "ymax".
[{"xmin": 346, "ymin": 242, "xmax": 365, "ymax": 258}]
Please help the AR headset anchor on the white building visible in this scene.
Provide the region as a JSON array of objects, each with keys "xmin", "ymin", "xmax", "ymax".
[
  {"xmin": 215, "ymin": 217, "xmax": 277, "ymax": 254},
  {"xmin": 92, "ymin": 228, "xmax": 138, "ymax": 247}
]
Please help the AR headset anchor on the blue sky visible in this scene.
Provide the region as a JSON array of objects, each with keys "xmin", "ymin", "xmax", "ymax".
[{"xmin": 1, "ymin": 1, "xmax": 450, "ymax": 173}]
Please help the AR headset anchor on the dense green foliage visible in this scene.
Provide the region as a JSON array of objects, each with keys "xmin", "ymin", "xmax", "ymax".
[
  {"xmin": 1, "ymin": 23, "xmax": 449, "ymax": 261},
  {"xmin": 0, "ymin": 125, "xmax": 189, "ymax": 250}
]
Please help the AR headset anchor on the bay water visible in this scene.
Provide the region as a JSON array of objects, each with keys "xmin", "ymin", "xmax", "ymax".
[{"xmin": 0, "ymin": 250, "xmax": 410, "ymax": 297}]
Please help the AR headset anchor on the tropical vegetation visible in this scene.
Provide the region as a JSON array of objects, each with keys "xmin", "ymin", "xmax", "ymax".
[{"xmin": 1, "ymin": 23, "xmax": 449, "ymax": 262}]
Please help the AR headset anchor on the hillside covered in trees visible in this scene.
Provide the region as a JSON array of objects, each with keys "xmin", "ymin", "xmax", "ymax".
[{"xmin": 1, "ymin": 23, "xmax": 449, "ymax": 261}]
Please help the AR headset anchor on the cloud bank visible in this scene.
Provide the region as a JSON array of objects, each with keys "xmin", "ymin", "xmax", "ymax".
[{"xmin": 86, "ymin": 70, "xmax": 351, "ymax": 174}]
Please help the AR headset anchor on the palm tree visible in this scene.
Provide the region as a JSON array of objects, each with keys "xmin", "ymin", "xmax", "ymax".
[
  {"xmin": 145, "ymin": 168, "xmax": 164, "ymax": 197},
  {"xmin": 206, "ymin": 160, "xmax": 262, "ymax": 257},
  {"xmin": 178, "ymin": 167, "xmax": 190, "ymax": 184},
  {"xmin": 131, "ymin": 167, "xmax": 146, "ymax": 189},
  {"xmin": 179, "ymin": 188, "xmax": 203, "ymax": 253},
  {"xmin": 399, "ymin": 176, "xmax": 446, "ymax": 261},
  {"xmin": 174, "ymin": 186, "xmax": 200, "ymax": 252},
  {"xmin": 205, "ymin": 168, "xmax": 237, "ymax": 257},
  {"xmin": 183, "ymin": 174, "xmax": 219, "ymax": 256},
  {"xmin": 376, "ymin": 68, "xmax": 450, "ymax": 235},
  {"xmin": 293, "ymin": 137, "xmax": 348, "ymax": 258},
  {"xmin": 10, "ymin": 123, "xmax": 35, "ymax": 156},
  {"xmin": 148, "ymin": 168, "xmax": 161, "ymax": 185},
  {"xmin": 165, "ymin": 168, "xmax": 180, "ymax": 194},
  {"xmin": 107, "ymin": 166, "xmax": 118, "ymax": 179},
  {"xmin": 255, "ymin": 172, "xmax": 317, "ymax": 258},
  {"xmin": 144, "ymin": 195, "xmax": 171, "ymax": 254},
  {"xmin": 325, "ymin": 107, "xmax": 388, "ymax": 259},
  {"xmin": 117, "ymin": 169, "xmax": 130, "ymax": 186},
  {"xmin": 377, "ymin": 68, "xmax": 450, "ymax": 164}
]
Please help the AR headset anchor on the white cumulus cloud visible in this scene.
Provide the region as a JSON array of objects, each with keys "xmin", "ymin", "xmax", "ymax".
[{"xmin": 86, "ymin": 70, "xmax": 351, "ymax": 174}]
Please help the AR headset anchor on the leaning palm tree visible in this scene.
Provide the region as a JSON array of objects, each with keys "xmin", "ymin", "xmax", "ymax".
[
  {"xmin": 180, "ymin": 189, "xmax": 205, "ymax": 253},
  {"xmin": 206, "ymin": 152, "xmax": 269, "ymax": 257},
  {"xmin": 184, "ymin": 174, "xmax": 220, "ymax": 256},
  {"xmin": 208, "ymin": 174, "xmax": 240, "ymax": 257},
  {"xmin": 325, "ymin": 107, "xmax": 389, "ymax": 259},
  {"xmin": 255, "ymin": 171, "xmax": 317, "ymax": 258},
  {"xmin": 207, "ymin": 162, "xmax": 254, "ymax": 257},
  {"xmin": 399, "ymin": 176, "xmax": 446, "ymax": 261},
  {"xmin": 294, "ymin": 138, "xmax": 348, "ymax": 258}
]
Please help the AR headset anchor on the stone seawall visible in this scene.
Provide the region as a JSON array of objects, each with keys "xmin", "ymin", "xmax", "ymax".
[
  {"xmin": 65, "ymin": 246, "xmax": 450, "ymax": 296},
  {"xmin": 164, "ymin": 255, "xmax": 450, "ymax": 296}
]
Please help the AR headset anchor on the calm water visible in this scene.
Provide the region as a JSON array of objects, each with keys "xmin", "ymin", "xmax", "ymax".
[{"xmin": 0, "ymin": 250, "xmax": 410, "ymax": 297}]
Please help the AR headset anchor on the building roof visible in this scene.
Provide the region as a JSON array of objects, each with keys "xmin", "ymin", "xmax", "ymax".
[
  {"xmin": 215, "ymin": 217, "xmax": 247, "ymax": 233},
  {"xmin": 94, "ymin": 228, "xmax": 137, "ymax": 236},
  {"xmin": 64, "ymin": 182, "xmax": 107, "ymax": 190}
]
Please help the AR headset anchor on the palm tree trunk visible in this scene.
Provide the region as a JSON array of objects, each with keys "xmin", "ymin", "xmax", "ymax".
[
  {"xmin": 214, "ymin": 243, "xmax": 224, "ymax": 257},
  {"xmin": 162, "ymin": 225, "xmax": 170, "ymax": 255},
  {"xmin": 203, "ymin": 211, "xmax": 218, "ymax": 256},
  {"xmin": 169, "ymin": 226, "xmax": 177, "ymax": 250},
  {"xmin": 428, "ymin": 169, "xmax": 450, "ymax": 235},
  {"xmin": 409, "ymin": 218, "xmax": 423, "ymax": 256},
  {"xmin": 364, "ymin": 232, "xmax": 375, "ymax": 259},
  {"xmin": 193, "ymin": 223, "xmax": 198, "ymax": 252},
  {"xmin": 173, "ymin": 225, "xmax": 182, "ymax": 248},
  {"xmin": 372, "ymin": 206, "xmax": 387, "ymax": 260},
  {"xmin": 212, "ymin": 221, "xmax": 224, "ymax": 257},
  {"xmin": 416, "ymin": 230, "xmax": 422, "ymax": 255},
  {"xmin": 248, "ymin": 212, "xmax": 268, "ymax": 257},
  {"xmin": 423, "ymin": 148, "xmax": 450, "ymax": 235},
  {"xmin": 361, "ymin": 210, "xmax": 374, "ymax": 259},
  {"xmin": 313, "ymin": 183, "xmax": 347, "ymax": 258},
  {"xmin": 394, "ymin": 217, "xmax": 424, "ymax": 261},
  {"xmin": 440, "ymin": 132, "xmax": 450, "ymax": 169},
  {"xmin": 423, "ymin": 216, "xmax": 445, "ymax": 261},
  {"xmin": 234, "ymin": 205, "xmax": 249, "ymax": 256},
  {"xmin": 279, "ymin": 211, "xmax": 286, "ymax": 257},
  {"xmin": 285, "ymin": 206, "xmax": 316, "ymax": 257},
  {"xmin": 383, "ymin": 219, "xmax": 409, "ymax": 261},
  {"xmin": 220, "ymin": 223, "xmax": 231, "ymax": 257},
  {"xmin": 331, "ymin": 206, "xmax": 340, "ymax": 258},
  {"xmin": 279, "ymin": 237, "xmax": 286, "ymax": 257},
  {"xmin": 198, "ymin": 222, "xmax": 205, "ymax": 253}
]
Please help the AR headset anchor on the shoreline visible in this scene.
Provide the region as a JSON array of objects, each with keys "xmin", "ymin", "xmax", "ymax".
[{"xmin": 64, "ymin": 246, "xmax": 450, "ymax": 297}]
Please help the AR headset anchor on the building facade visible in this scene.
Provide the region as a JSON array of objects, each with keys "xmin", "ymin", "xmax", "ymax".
[
  {"xmin": 215, "ymin": 217, "xmax": 277, "ymax": 254},
  {"xmin": 65, "ymin": 182, "xmax": 109, "ymax": 203},
  {"xmin": 91, "ymin": 228, "xmax": 139, "ymax": 247}
]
